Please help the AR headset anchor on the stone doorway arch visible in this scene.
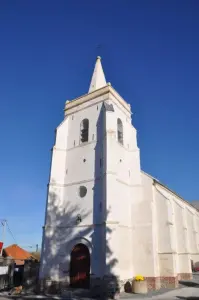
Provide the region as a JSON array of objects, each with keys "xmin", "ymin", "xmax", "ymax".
[{"xmin": 70, "ymin": 243, "xmax": 90, "ymax": 289}]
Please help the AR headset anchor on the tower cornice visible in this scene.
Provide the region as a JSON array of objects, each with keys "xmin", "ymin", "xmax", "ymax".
[{"xmin": 64, "ymin": 84, "xmax": 131, "ymax": 115}]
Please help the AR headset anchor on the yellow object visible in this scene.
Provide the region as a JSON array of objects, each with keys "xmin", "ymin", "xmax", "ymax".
[{"xmin": 135, "ymin": 275, "xmax": 144, "ymax": 281}]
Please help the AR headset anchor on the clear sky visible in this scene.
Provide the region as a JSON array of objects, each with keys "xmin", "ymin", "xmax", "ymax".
[{"xmin": 0, "ymin": 0, "xmax": 199, "ymax": 249}]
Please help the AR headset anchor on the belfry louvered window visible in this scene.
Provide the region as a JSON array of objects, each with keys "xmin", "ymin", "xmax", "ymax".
[
  {"xmin": 80, "ymin": 119, "xmax": 89, "ymax": 143},
  {"xmin": 117, "ymin": 118, "xmax": 123, "ymax": 145}
]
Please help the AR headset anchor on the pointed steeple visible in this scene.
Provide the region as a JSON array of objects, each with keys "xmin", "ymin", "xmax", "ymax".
[{"xmin": 88, "ymin": 56, "xmax": 106, "ymax": 93}]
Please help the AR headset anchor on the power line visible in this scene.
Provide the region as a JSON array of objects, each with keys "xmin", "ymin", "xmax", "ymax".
[
  {"xmin": 5, "ymin": 221, "xmax": 17, "ymax": 244},
  {"xmin": 1, "ymin": 221, "xmax": 39, "ymax": 250},
  {"xmin": 21, "ymin": 244, "xmax": 40, "ymax": 252}
]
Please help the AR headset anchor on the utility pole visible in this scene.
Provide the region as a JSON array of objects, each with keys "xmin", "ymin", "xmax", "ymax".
[
  {"xmin": 36, "ymin": 244, "xmax": 38, "ymax": 252},
  {"xmin": 0, "ymin": 219, "xmax": 6, "ymax": 256}
]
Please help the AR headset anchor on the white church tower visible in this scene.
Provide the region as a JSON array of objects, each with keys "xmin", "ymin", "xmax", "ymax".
[{"xmin": 39, "ymin": 57, "xmax": 143, "ymax": 293}]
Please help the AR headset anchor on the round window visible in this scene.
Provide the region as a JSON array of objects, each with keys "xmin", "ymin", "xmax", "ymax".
[{"xmin": 79, "ymin": 186, "xmax": 87, "ymax": 198}]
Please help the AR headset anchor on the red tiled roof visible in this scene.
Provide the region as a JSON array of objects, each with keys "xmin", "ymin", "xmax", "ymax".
[{"xmin": 3, "ymin": 244, "xmax": 33, "ymax": 260}]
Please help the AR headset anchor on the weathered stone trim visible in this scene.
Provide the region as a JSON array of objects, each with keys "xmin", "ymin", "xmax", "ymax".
[
  {"xmin": 116, "ymin": 178, "xmax": 142, "ymax": 187},
  {"xmin": 132, "ymin": 276, "xmax": 179, "ymax": 291},
  {"xmin": 64, "ymin": 85, "xmax": 130, "ymax": 114},
  {"xmin": 44, "ymin": 221, "xmax": 121, "ymax": 229},
  {"xmin": 160, "ymin": 276, "xmax": 178, "ymax": 288},
  {"xmin": 65, "ymin": 86, "xmax": 109, "ymax": 108},
  {"xmin": 51, "ymin": 147, "xmax": 66, "ymax": 152},
  {"xmin": 48, "ymin": 170, "xmax": 143, "ymax": 189},
  {"xmin": 144, "ymin": 277, "xmax": 161, "ymax": 290},
  {"xmin": 178, "ymin": 273, "xmax": 193, "ymax": 281},
  {"xmin": 39, "ymin": 274, "xmax": 186, "ymax": 295},
  {"xmin": 65, "ymin": 95, "xmax": 109, "ymax": 118}
]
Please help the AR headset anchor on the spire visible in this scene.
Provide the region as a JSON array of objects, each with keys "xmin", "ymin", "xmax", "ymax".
[{"xmin": 88, "ymin": 56, "xmax": 106, "ymax": 93}]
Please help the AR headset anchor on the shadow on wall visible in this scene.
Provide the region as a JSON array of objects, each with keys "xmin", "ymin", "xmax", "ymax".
[
  {"xmin": 41, "ymin": 187, "xmax": 90, "ymax": 282},
  {"xmin": 41, "ymin": 188, "xmax": 119, "ymax": 297},
  {"xmin": 92, "ymin": 104, "xmax": 119, "ymax": 297},
  {"xmin": 40, "ymin": 104, "xmax": 120, "ymax": 298}
]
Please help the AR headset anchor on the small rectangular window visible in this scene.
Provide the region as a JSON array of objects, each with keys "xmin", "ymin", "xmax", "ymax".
[
  {"xmin": 117, "ymin": 118, "xmax": 123, "ymax": 145},
  {"xmin": 80, "ymin": 119, "xmax": 89, "ymax": 143}
]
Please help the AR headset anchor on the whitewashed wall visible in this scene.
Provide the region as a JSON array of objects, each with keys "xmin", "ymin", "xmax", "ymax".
[
  {"xmin": 131, "ymin": 172, "xmax": 158, "ymax": 278},
  {"xmin": 40, "ymin": 93, "xmax": 108, "ymax": 280},
  {"xmin": 40, "ymin": 80, "xmax": 199, "ymax": 285},
  {"xmin": 154, "ymin": 182, "xmax": 198, "ymax": 276},
  {"xmin": 103, "ymin": 96, "xmax": 141, "ymax": 280},
  {"xmin": 40, "ymin": 86, "xmax": 143, "ymax": 283}
]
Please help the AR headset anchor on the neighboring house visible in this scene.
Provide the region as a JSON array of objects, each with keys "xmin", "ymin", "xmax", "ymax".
[
  {"xmin": 30, "ymin": 251, "xmax": 41, "ymax": 261},
  {"xmin": 39, "ymin": 57, "xmax": 199, "ymax": 292},
  {"xmin": 3, "ymin": 244, "xmax": 38, "ymax": 266}
]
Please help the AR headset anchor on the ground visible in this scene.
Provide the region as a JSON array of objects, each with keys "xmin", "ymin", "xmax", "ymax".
[{"xmin": 0, "ymin": 274, "xmax": 199, "ymax": 300}]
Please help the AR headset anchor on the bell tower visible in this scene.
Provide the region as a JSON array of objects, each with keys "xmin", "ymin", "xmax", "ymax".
[{"xmin": 39, "ymin": 57, "xmax": 142, "ymax": 291}]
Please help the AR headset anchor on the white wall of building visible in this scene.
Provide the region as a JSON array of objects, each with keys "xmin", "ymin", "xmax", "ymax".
[
  {"xmin": 133, "ymin": 173, "xmax": 159, "ymax": 278},
  {"xmin": 103, "ymin": 96, "xmax": 141, "ymax": 280},
  {"xmin": 40, "ymin": 93, "xmax": 108, "ymax": 280},
  {"xmin": 154, "ymin": 182, "xmax": 198, "ymax": 276},
  {"xmin": 40, "ymin": 58, "xmax": 199, "ymax": 288}
]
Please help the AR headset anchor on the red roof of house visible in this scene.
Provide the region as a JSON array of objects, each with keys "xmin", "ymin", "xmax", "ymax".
[{"xmin": 3, "ymin": 244, "xmax": 34, "ymax": 260}]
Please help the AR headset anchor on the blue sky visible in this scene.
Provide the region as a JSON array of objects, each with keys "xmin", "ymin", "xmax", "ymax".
[{"xmin": 0, "ymin": 0, "xmax": 199, "ymax": 249}]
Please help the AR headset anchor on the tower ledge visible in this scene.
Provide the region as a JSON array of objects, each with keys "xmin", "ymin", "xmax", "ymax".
[{"xmin": 64, "ymin": 84, "xmax": 131, "ymax": 115}]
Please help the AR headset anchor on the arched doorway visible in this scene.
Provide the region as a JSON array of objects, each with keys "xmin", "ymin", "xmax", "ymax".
[{"xmin": 70, "ymin": 243, "xmax": 90, "ymax": 289}]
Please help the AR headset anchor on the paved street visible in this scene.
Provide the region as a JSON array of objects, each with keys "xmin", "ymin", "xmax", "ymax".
[
  {"xmin": 0, "ymin": 274, "xmax": 199, "ymax": 300},
  {"xmin": 119, "ymin": 273, "xmax": 199, "ymax": 300},
  {"xmin": 121, "ymin": 286, "xmax": 199, "ymax": 300}
]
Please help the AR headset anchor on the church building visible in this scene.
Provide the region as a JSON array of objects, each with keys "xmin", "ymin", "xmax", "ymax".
[{"xmin": 39, "ymin": 57, "xmax": 199, "ymax": 292}]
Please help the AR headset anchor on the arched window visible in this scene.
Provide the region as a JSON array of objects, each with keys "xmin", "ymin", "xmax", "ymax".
[
  {"xmin": 117, "ymin": 118, "xmax": 123, "ymax": 145},
  {"xmin": 80, "ymin": 119, "xmax": 89, "ymax": 143}
]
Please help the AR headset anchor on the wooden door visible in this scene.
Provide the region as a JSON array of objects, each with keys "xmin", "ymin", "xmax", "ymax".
[{"xmin": 70, "ymin": 243, "xmax": 90, "ymax": 289}]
